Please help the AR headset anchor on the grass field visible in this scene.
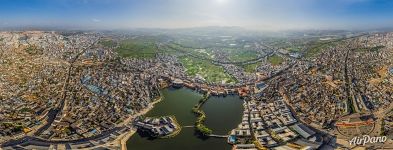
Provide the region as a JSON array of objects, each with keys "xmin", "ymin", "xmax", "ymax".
[
  {"xmin": 180, "ymin": 57, "xmax": 237, "ymax": 84},
  {"xmin": 356, "ymin": 45, "xmax": 385, "ymax": 52},
  {"xmin": 99, "ymin": 39, "xmax": 117, "ymax": 48},
  {"xmin": 159, "ymin": 45, "xmax": 179, "ymax": 55},
  {"xmin": 267, "ymin": 54, "xmax": 284, "ymax": 65},
  {"xmin": 227, "ymin": 49, "xmax": 259, "ymax": 62},
  {"xmin": 116, "ymin": 38, "xmax": 157, "ymax": 58},
  {"xmin": 167, "ymin": 43, "xmax": 215, "ymax": 59},
  {"xmin": 287, "ymin": 47, "xmax": 301, "ymax": 52},
  {"xmin": 305, "ymin": 39, "xmax": 344, "ymax": 58},
  {"xmin": 242, "ymin": 62, "xmax": 262, "ymax": 73},
  {"xmin": 305, "ymin": 43, "xmax": 330, "ymax": 58}
]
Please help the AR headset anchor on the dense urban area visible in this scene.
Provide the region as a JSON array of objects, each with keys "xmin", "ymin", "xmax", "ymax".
[{"xmin": 0, "ymin": 28, "xmax": 392, "ymax": 150}]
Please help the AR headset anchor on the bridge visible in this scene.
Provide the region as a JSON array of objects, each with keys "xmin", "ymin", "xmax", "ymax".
[
  {"xmin": 180, "ymin": 125, "xmax": 228, "ymax": 138},
  {"xmin": 208, "ymin": 134, "xmax": 229, "ymax": 138}
]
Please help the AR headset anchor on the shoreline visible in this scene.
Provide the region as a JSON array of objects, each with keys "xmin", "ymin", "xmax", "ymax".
[
  {"xmin": 84, "ymin": 96, "xmax": 163, "ymax": 150},
  {"xmin": 118, "ymin": 96, "xmax": 163, "ymax": 150},
  {"xmin": 159, "ymin": 115, "xmax": 182, "ymax": 139},
  {"xmin": 120, "ymin": 129, "xmax": 136, "ymax": 150}
]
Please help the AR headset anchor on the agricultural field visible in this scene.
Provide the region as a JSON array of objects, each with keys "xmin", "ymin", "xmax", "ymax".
[
  {"xmin": 99, "ymin": 39, "xmax": 117, "ymax": 48},
  {"xmin": 169, "ymin": 43, "xmax": 214, "ymax": 58},
  {"xmin": 242, "ymin": 62, "xmax": 262, "ymax": 73},
  {"xmin": 157, "ymin": 44, "xmax": 180, "ymax": 55},
  {"xmin": 227, "ymin": 48, "xmax": 259, "ymax": 62},
  {"xmin": 267, "ymin": 54, "xmax": 284, "ymax": 65},
  {"xmin": 174, "ymin": 38, "xmax": 216, "ymax": 48},
  {"xmin": 179, "ymin": 57, "xmax": 237, "ymax": 84},
  {"xmin": 194, "ymin": 48, "xmax": 215, "ymax": 59},
  {"xmin": 285, "ymin": 47, "xmax": 302, "ymax": 52},
  {"xmin": 304, "ymin": 39, "xmax": 344, "ymax": 58},
  {"xmin": 116, "ymin": 38, "xmax": 158, "ymax": 58},
  {"xmin": 304, "ymin": 42, "xmax": 331, "ymax": 58},
  {"xmin": 356, "ymin": 45, "xmax": 385, "ymax": 52}
]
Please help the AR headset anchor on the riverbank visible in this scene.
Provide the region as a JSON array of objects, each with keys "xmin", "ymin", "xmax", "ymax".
[
  {"xmin": 118, "ymin": 96, "xmax": 163, "ymax": 150},
  {"xmin": 120, "ymin": 129, "xmax": 136, "ymax": 150},
  {"xmin": 161, "ymin": 116, "xmax": 182, "ymax": 139}
]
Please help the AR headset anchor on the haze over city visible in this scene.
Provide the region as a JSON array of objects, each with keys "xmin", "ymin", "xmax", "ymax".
[{"xmin": 1, "ymin": 0, "xmax": 393, "ymax": 30}]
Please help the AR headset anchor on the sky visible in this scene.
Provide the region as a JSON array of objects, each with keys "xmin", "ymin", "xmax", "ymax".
[{"xmin": 0, "ymin": 0, "xmax": 393, "ymax": 30}]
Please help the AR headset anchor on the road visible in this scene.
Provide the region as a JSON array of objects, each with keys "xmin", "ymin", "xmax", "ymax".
[
  {"xmin": 2, "ymin": 41, "xmax": 101, "ymax": 148},
  {"xmin": 34, "ymin": 109, "xmax": 59, "ymax": 136},
  {"xmin": 2, "ymin": 127, "xmax": 125, "ymax": 148}
]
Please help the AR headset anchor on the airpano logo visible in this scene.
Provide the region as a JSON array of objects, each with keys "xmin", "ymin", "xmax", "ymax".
[{"xmin": 349, "ymin": 135, "xmax": 387, "ymax": 146}]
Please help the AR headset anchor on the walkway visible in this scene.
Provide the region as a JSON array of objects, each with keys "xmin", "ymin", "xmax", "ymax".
[{"xmin": 208, "ymin": 134, "xmax": 228, "ymax": 138}]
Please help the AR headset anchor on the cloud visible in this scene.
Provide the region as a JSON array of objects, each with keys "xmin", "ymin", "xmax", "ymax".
[{"xmin": 92, "ymin": 18, "xmax": 101, "ymax": 23}]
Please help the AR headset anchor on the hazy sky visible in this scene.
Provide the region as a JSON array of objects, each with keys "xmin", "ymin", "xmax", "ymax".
[{"xmin": 1, "ymin": 0, "xmax": 393, "ymax": 30}]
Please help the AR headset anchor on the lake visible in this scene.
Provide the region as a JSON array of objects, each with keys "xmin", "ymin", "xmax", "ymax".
[{"xmin": 126, "ymin": 87, "xmax": 244, "ymax": 150}]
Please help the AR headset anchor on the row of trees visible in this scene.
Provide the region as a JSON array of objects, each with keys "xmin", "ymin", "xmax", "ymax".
[{"xmin": 192, "ymin": 93, "xmax": 212, "ymax": 136}]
